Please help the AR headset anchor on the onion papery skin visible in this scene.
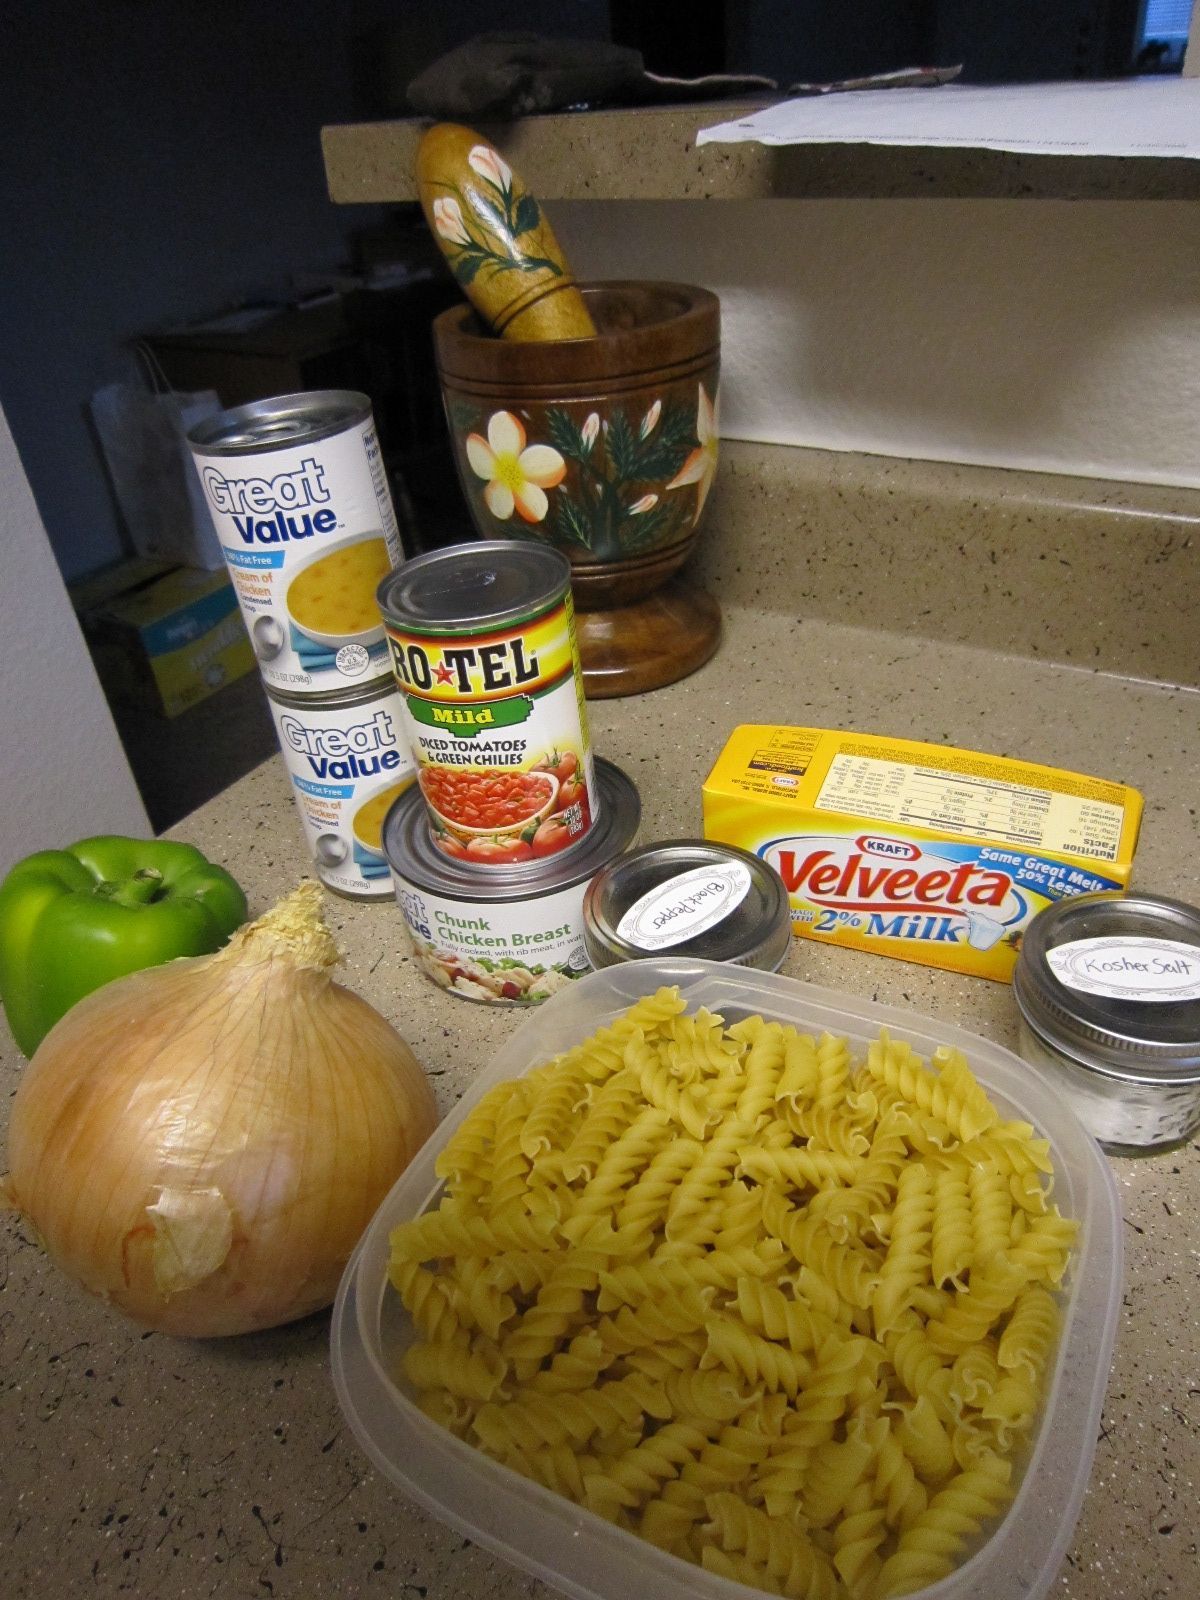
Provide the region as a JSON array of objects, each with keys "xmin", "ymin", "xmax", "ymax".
[{"xmin": 4, "ymin": 895, "xmax": 438, "ymax": 1338}]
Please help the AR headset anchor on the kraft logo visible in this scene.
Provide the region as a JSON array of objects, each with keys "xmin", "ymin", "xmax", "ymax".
[{"xmin": 855, "ymin": 835, "xmax": 920, "ymax": 860}]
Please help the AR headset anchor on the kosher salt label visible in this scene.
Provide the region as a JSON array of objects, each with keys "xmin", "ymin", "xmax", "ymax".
[{"xmin": 1046, "ymin": 936, "xmax": 1200, "ymax": 1003}]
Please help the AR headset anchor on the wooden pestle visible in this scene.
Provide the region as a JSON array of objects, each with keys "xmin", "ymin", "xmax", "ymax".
[{"xmin": 416, "ymin": 123, "xmax": 597, "ymax": 341}]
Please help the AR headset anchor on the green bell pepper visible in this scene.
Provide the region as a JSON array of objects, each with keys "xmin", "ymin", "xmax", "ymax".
[{"xmin": 0, "ymin": 836, "xmax": 247, "ymax": 1057}]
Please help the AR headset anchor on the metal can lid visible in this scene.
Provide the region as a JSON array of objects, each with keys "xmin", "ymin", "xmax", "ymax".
[
  {"xmin": 264, "ymin": 672, "xmax": 398, "ymax": 711},
  {"xmin": 377, "ymin": 541, "xmax": 571, "ymax": 636},
  {"xmin": 383, "ymin": 757, "xmax": 640, "ymax": 900},
  {"xmin": 583, "ymin": 840, "xmax": 792, "ymax": 973},
  {"xmin": 186, "ymin": 390, "xmax": 372, "ymax": 454},
  {"xmin": 1013, "ymin": 890, "xmax": 1200, "ymax": 1084}
]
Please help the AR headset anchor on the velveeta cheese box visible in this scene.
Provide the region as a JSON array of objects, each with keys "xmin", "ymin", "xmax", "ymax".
[{"xmin": 701, "ymin": 726, "xmax": 1143, "ymax": 982}]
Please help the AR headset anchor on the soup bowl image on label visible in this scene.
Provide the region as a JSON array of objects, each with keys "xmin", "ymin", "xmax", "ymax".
[
  {"xmin": 353, "ymin": 783, "xmax": 407, "ymax": 858},
  {"xmin": 286, "ymin": 532, "xmax": 392, "ymax": 652}
]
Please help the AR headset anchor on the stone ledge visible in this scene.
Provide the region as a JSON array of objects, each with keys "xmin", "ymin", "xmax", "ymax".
[
  {"xmin": 694, "ymin": 443, "xmax": 1200, "ymax": 689},
  {"xmin": 322, "ymin": 103, "xmax": 1200, "ymax": 204}
]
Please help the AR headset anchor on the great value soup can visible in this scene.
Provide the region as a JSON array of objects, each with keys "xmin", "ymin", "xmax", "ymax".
[
  {"xmin": 383, "ymin": 757, "xmax": 639, "ymax": 1003},
  {"xmin": 377, "ymin": 541, "xmax": 598, "ymax": 868},
  {"xmin": 188, "ymin": 391, "xmax": 404, "ymax": 696},
  {"xmin": 268, "ymin": 678, "xmax": 416, "ymax": 900}
]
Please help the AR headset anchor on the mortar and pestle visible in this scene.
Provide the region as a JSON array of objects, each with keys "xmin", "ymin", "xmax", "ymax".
[{"xmin": 416, "ymin": 123, "xmax": 721, "ymax": 698}]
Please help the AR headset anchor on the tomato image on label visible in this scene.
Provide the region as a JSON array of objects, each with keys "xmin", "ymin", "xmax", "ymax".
[
  {"xmin": 421, "ymin": 755, "xmax": 591, "ymax": 862},
  {"xmin": 422, "ymin": 768, "xmax": 556, "ymax": 830}
]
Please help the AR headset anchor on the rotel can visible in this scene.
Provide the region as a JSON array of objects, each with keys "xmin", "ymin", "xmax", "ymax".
[
  {"xmin": 188, "ymin": 391, "xmax": 404, "ymax": 696},
  {"xmin": 377, "ymin": 541, "xmax": 598, "ymax": 868},
  {"xmin": 267, "ymin": 678, "xmax": 415, "ymax": 900}
]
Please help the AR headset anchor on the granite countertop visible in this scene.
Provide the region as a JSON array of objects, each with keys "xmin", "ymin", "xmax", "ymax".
[{"xmin": 4, "ymin": 550, "xmax": 1199, "ymax": 1595}]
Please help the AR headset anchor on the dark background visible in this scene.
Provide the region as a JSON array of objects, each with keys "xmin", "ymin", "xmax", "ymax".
[
  {"xmin": 0, "ymin": 0, "xmax": 1171, "ymax": 584},
  {"xmin": 0, "ymin": 0, "xmax": 1177, "ymax": 828}
]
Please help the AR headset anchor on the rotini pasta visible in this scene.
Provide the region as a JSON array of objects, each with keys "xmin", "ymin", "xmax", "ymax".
[{"xmin": 388, "ymin": 988, "xmax": 1077, "ymax": 1600}]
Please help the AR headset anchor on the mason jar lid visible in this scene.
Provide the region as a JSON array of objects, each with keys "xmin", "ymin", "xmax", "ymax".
[
  {"xmin": 583, "ymin": 840, "xmax": 792, "ymax": 973},
  {"xmin": 1013, "ymin": 890, "xmax": 1200, "ymax": 1085}
]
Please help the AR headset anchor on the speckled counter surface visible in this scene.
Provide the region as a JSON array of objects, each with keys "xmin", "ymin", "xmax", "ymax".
[
  {"xmin": 321, "ymin": 102, "xmax": 1200, "ymax": 203},
  {"xmin": 3, "ymin": 601, "xmax": 1198, "ymax": 1599}
]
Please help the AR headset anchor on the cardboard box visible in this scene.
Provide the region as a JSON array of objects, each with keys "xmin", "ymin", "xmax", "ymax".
[
  {"xmin": 72, "ymin": 559, "xmax": 255, "ymax": 719},
  {"xmin": 702, "ymin": 725, "xmax": 1143, "ymax": 982}
]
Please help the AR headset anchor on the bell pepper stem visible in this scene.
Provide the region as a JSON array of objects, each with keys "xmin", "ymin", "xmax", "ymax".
[{"xmin": 103, "ymin": 868, "xmax": 165, "ymax": 908}]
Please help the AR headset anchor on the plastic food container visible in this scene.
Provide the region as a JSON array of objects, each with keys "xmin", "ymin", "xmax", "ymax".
[
  {"xmin": 331, "ymin": 958, "xmax": 1122, "ymax": 1600},
  {"xmin": 1013, "ymin": 889, "xmax": 1200, "ymax": 1152}
]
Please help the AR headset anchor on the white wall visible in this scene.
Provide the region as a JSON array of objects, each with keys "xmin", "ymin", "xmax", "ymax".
[
  {"xmin": 0, "ymin": 403, "xmax": 147, "ymax": 874},
  {"xmin": 555, "ymin": 198, "xmax": 1200, "ymax": 490}
]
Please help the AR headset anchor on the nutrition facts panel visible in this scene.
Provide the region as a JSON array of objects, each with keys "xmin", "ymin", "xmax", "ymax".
[{"xmin": 814, "ymin": 754, "xmax": 1126, "ymax": 862}]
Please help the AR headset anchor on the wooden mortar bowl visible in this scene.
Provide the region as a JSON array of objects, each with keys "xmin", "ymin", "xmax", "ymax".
[{"xmin": 433, "ymin": 281, "xmax": 721, "ymax": 697}]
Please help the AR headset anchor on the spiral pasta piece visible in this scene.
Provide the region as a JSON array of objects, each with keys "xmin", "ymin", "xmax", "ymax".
[
  {"xmin": 926, "ymin": 1250, "xmax": 1029, "ymax": 1355},
  {"xmin": 390, "ymin": 1197, "xmax": 555, "ymax": 1262},
  {"xmin": 866, "ymin": 1034, "xmax": 997, "ymax": 1144},
  {"xmin": 388, "ymin": 1256, "xmax": 464, "ymax": 1344},
  {"xmin": 453, "ymin": 1255, "xmax": 517, "ymax": 1342},
  {"xmin": 519, "ymin": 1058, "xmax": 589, "ymax": 1161},
  {"xmin": 403, "ymin": 1337, "xmax": 506, "ymax": 1403},
  {"xmin": 775, "ymin": 1030, "xmax": 820, "ymax": 1107},
  {"xmin": 736, "ymin": 1276, "xmax": 840, "ymax": 1356},
  {"xmin": 870, "ymin": 1453, "xmax": 1013, "ymax": 1598},
  {"xmin": 834, "ymin": 1478, "xmax": 890, "ymax": 1598},
  {"xmin": 472, "ymin": 1370, "xmax": 669, "ymax": 1455},
  {"xmin": 434, "ymin": 1079, "xmax": 522, "ymax": 1197},
  {"xmin": 702, "ymin": 1492, "xmax": 841, "ymax": 1599},
  {"xmin": 740, "ymin": 1146, "xmax": 866, "ymax": 1191},
  {"xmin": 612, "ymin": 1135, "xmax": 705, "ymax": 1242},
  {"xmin": 556, "ymin": 1068, "xmax": 643, "ymax": 1182},
  {"xmin": 500, "ymin": 1250, "xmax": 606, "ymax": 1377},
  {"xmin": 930, "ymin": 1166, "xmax": 972, "ymax": 1290},
  {"xmin": 582, "ymin": 1417, "xmax": 721, "ymax": 1521},
  {"xmin": 872, "ymin": 1163, "xmax": 935, "ymax": 1336},
  {"xmin": 998, "ymin": 1283, "xmax": 1060, "ymax": 1384},
  {"xmin": 702, "ymin": 1313, "xmax": 816, "ymax": 1397},
  {"xmin": 763, "ymin": 1190, "xmax": 881, "ymax": 1311}
]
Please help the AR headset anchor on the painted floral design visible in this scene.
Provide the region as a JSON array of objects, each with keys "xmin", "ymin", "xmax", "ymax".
[
  {"xmin": 465, "ymin": 411, "xmax": 566, "ymax": 524},
  {"xmin": 448, "ymin": 383, "xmax": 720, "ymax": 561},
  {"xmin": 431, "ymin": 196, "xmax": 470, "ymax": 247},
  {"xmin": 467, "ymin": 145, "xmax": 512, "ymax": 190},
  {"xmin": 429, "ymin": 143, "xmax": 561, "ymax": 289},
  {"xmin": 666, "ymin": 383, "xmax": 719, "ymax": 526}
]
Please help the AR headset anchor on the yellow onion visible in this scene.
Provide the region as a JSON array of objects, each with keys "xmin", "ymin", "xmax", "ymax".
[{"xmin": 2, "ymin": 883, "xmax": 437, "ymax": 1337}]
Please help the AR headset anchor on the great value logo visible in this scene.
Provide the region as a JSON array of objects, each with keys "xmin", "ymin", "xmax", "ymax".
[
  {"xmin": 203, "ymin": 457, "xmax": 338, "ymax": 544},
  {"xmin": 279, "ymin": 707, "xmax": 404, "ymax": 781},
  {"xmin": 763, "ymin": 833, "xmax": 1025, "ymax": 948}
]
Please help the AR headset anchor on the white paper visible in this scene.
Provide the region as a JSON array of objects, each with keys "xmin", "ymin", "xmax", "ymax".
[{"xmin": 696, "ymin": 77, "xmax": 1200, "ymax": 159}]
